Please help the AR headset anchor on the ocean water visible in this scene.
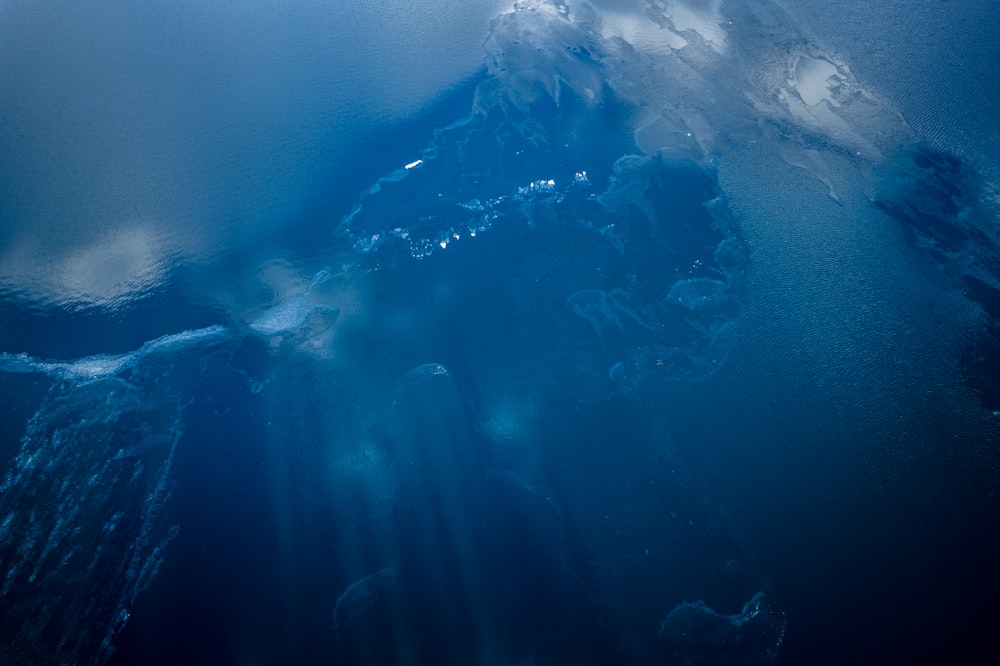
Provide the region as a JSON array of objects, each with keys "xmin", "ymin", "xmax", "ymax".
[{"xmin": 1, "ymin": 1, "xmax": 997, "ymax": 664}]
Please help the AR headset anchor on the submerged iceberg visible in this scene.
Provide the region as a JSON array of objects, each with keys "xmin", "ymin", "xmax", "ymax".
[{"xmin": 1, "ymin": 1, "xmax": 997, "ymax": 664}]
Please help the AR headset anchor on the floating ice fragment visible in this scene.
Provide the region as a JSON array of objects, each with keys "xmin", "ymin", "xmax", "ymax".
[
  {"xmin": 249, "ymin": 294, "xmax": 313, "ymax": 336},
  {"xmin": 248, "ymin": 268, "xmax": 337, "ymax": 337}
]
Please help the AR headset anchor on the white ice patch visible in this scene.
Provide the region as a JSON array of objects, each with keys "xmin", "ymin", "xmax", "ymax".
[
  {"xmin": 667, "ymin": 0, "xmax": 728, "ymax": 54},
  {"xmin": 591, "ymin": 0, "xmax": 727, "ymax": 55},
  {"xmin": 595, "ymin": 9, "xmax": 688, "ymax": 53},
  {"xmin": 794, "ymin": 55, "xmax": 841, "ymax": 106}
]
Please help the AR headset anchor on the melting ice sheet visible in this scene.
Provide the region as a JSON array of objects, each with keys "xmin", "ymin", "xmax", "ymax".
[{"xmin": 1, "ymin": 1, "xmax": 999, "ymax": 664}]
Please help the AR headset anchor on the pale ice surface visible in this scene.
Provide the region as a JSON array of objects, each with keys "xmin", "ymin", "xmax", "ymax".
[{"xmin": 338, "ymin": 0, "xmax": 917, "ymax": 266}]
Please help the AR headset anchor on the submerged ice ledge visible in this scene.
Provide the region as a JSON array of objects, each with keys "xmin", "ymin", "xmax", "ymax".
[
  {"xmin": 0, "ymin": 268, "xmax": 339, "ymax": 385},
  {"xmin": 0, "ymin": 325, "xmax": 232, "ymax": 383}
]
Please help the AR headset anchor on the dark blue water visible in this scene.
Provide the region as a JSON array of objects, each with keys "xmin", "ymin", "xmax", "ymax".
[{"xmin": 2, "ymin": 2, "xmax": 998, "ymax": 665}]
